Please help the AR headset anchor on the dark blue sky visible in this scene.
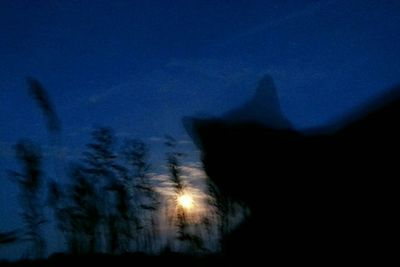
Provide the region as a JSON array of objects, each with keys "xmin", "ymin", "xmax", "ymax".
[{"xmin": 1, "ymin": 0, "xmax": 400, "ymax": 259}]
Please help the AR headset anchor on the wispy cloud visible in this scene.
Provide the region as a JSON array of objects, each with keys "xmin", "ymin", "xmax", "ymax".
[
  {"xmin": 87, "ymin": 81, "xmax": 137, "ymax": 105},
  {"xmin": 177, "ymin": 140, "xmax": 192, "ymax": 145},
  {"xmin": 152, "ymin": 163, "xmax": 209, "ymax": 197},
  {"xmin": 148, "ymin": 136, "xmax": 163, "ymax": 143},
  {"xmin": 217, "ymin": 0, "xmax": 338, "ymax": 48}
]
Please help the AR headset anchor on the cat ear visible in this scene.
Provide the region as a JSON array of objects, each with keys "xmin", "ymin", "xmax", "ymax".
[
  {"xmin": 253, "ymin": 74, "xmax": 279, "ymax": 105},
  {"xmin": 182, "ymin": 74, "xmax": 293, "ymax": 148},
  {"xmin": 223, "ymin": 74, "xmax": 292, "ymax": 129}
]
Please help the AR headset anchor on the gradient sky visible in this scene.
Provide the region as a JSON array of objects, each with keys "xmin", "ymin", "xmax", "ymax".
[{"xmin": 1, "ymin": 0, "xmax": 400, "ymax": 259}]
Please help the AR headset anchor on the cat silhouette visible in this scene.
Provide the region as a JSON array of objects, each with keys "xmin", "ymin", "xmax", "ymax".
[{"xmin": 183, "ymin": 75, "xmax": 398, "ymax": 263}]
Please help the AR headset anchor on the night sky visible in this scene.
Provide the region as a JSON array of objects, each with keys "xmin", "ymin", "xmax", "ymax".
[{"xmin": 1, "ymin": 0, "xmax": 400, "ymax": 259}]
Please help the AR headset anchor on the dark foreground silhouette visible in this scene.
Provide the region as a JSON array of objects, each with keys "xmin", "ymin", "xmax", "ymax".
[
  {"xmin": 0, "ymin": 252, "xmax": 225, "ymax": 267},
  {"xmin": 3, "ymin": 76, "xmax": 397, "ymax": 266},
  {"xmin": 184, "ymin": 75, "xmax": 398, "ymax": 263}
]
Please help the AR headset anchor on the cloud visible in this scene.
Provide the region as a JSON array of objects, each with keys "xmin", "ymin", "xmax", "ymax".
[
  {"xmin": 177, "ymin": 139, "xmax": 192, "ymax": 145},
  {"xmin": 151, "ymin": 162, "xmax": 210, "ymax": 201},
  {"xmin": 166, "ymin": 58, "xmax": 262, "ymax": 84},
  {"xmin": 148, "ymin": 136, "xmax": 162, "ymax": 143},
  {"xmin": 216, "ymin": 0, "xmax": 339, "ymax": 48},
  {"xmin": 87, "ymin": 81, "xmax": 137, "ymax": 105}
]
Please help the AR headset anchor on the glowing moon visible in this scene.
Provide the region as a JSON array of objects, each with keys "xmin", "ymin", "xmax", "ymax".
[{"xmin": 177, "ymin": 194, "xmax": 194, "ymax": 210}]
